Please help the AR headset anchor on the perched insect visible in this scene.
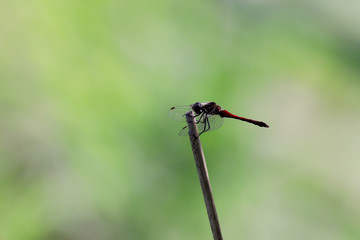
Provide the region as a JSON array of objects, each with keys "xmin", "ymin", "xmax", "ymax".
[{"xmin": 169, "ymin": 101, "xmax": 269, "ymax": 136}]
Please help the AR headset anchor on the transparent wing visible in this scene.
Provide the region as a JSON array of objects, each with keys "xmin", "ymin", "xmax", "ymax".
[
  {"xmin": 208, "ymin": 114, "xmax": 224, "ymax": 131},
  {"xmin": 197, "ymin": 114, "xmax": 224, "ymax": 134},
  {"xmin": 168, "ymin": 105, "xmax": 192, "ymax": 122},
  {"xmin": 178, "ymin": 125, "xmax": 189, "ymax": 136},
  {"xmin": 177, "ymin": 114, "xmax": 224, "ymax": 137}
]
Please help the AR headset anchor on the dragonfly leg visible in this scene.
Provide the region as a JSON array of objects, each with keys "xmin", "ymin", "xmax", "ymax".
[
  {"xmin": 205, "ymin": 116, "xmax": 211, "ymax": 132},
  {"xmin": 196, "ymin": 112, "xmax": 205, "ymax": 124},
  {"xmin": 198, "ymin": 114, "xmax": 208, "ymax": 136},
  {"xmin": 199, "ymin": 115, "xmax": 211, "ymax": 136},
  {"xmin": 199, "ymin": 115, "xmax": 210, "ymax": 135}
]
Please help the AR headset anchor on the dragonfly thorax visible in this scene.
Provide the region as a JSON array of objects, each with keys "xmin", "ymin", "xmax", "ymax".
[{"xmin": 192, "ymin": 102, "xmax": 221, "ymax": 115}]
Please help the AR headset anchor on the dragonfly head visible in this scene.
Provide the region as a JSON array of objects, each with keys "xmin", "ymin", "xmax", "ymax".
[{"xmin": 192, "ymin": 102, "xmax": 203, "ymax": 114}]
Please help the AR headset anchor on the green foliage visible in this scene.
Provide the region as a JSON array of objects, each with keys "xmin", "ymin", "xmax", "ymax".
[{"xmin": 1, "ymin": 1, "xmax": 360, "ymax": 239}]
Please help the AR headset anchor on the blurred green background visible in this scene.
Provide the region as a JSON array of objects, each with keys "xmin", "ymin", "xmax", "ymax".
[{"xmin": 1, "ymin": 0, "xmax": 360, "ymax": 239}]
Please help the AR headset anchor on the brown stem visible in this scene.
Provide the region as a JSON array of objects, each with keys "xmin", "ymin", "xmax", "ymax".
[{"xmin": 185, "ymin": 111, "xmax": 223, "ymax": 240}]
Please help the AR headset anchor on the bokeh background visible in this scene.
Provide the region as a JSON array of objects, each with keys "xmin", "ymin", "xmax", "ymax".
[{"xmin": 1, "ymin": 0, "xmax": 360, "ymax": 239}]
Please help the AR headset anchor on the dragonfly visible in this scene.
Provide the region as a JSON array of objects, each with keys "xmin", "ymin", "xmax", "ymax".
[{"xmin": 169, "ymin": 101, "xmax": 269, "ymax": 136}]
